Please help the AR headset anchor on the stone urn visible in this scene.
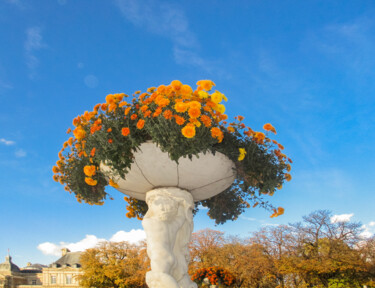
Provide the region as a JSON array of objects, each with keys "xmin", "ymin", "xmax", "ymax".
[{"xmin": 101, "ymin": 142, "xmax": 235, "ymax": 288}]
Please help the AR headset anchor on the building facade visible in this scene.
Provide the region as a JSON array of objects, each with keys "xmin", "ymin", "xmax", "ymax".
[{"xmin": 0, "ymin": 249, "xmax": 82, "ymax": 288}]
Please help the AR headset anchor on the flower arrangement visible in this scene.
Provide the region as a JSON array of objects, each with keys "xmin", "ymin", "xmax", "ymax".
[
  {"xmin": 192, "ymin": 267, "xmax": 235, "ymax": 287},
  {"xmin": 52, "ymin": 80, "xmax": 291, "ymax": 224}
]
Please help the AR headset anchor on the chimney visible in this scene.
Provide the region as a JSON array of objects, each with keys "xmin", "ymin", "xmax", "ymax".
[{"xmin": 61, "ymin": 248, "xmax": 70, "ymax": 256}]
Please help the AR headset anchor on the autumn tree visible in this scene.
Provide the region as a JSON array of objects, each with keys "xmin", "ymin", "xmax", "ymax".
[{"xmin": 78, "ymin": 241, "xmax": 148, "ymax": 288}]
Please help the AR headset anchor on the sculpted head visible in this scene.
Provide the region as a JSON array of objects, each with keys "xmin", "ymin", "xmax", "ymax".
[{"xmin": 148, "ymin": 194, "xmax": 178, "ymax": 221}]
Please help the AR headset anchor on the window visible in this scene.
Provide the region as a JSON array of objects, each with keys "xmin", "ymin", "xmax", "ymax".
[
  {"xmin": 66, "ymin": 275, "xmax": 72, "ymax": 284},
  {"xmin": 51, "ymin": 275, "xmax": 56, "ymax": 284},
  {"xmin": 32, "ymin": 280, "xmax": 37, "ymax": 285}
]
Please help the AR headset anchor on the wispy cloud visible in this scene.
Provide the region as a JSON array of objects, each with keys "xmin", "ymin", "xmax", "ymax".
[
  {"xmin": 15, "ymin": 149, "xmax": 26, "ymax": 158},
  {"xmin": 37, "ymin": 229, "xmax": 146, "ymax": 256},
  {"xmin": 331, "ymin": 213, "xmax": 354, "ymax": 223},
  {"xmin": 0, "ymin": 138, "xmax": 15, "ymax": 145},
  {"xmin": 361, "ymin": 222, "xmax": 375, "ymax": 238},
  {"xmin": 24, "ymin": 27, "xmax": 46, "ymax": 79},
  {"xmin": 114, "ymin": 0, "xmax": 221, "ymax": 74}
]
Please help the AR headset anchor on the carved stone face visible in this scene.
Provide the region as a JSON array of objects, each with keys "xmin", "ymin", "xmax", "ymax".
[{"xmin": 150, "ymin": 195, "xmax": 178, "ymax": 221}]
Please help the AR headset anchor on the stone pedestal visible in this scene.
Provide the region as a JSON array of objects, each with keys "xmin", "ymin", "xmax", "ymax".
[{"xmin": 100, "ymin": 142, "xmax": 236, "ymax": 288}]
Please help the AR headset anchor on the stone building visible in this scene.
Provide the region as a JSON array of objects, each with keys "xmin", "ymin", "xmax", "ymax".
[{"xmin": 0, "ymin": 249, "xmax": 82, "ymax": 288}]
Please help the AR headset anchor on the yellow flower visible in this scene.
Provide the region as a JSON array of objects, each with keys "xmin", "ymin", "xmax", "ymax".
[
  {"xmin": 83, "ymin": 165, "xmax": 96, "ymax": 177},
  {"xmin": 238, "ymin": 148, "xmax": 247, "ymax": 161},
  {"xmin": 73, "ymin": 127, "xmax": 86, "ymax": 140},
  {"xmin": 198, "ymin": 91, "xmax": 209, "ymax": 99},
  {"xmin": 189, "ymin": 101, "xmax": 201, "ymax": 110},
  {"xmin": 215, "ymin": 104, "xmax": 225, "ymax": 114},
  {"xmin": 285, "ymin": 173, "xmax": 292, "ymax": 181},
  {"xmin": 211, "ymin": 91, "xmax": 223, "ymax": 103},
  {"xmin": 196, "ymin": 80, "xmax": 215, "ymax": 91},
  {"xmin": 85, "ymin": 177, "xmax": 97, "ymax": 186},
  {"xmin": 109, "ymin": 179, "xmax": 119, "ymax": 188}
]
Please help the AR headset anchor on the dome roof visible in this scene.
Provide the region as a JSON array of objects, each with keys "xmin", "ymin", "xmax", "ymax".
[
  {"xmin": 51, "ymin": 252, "xmax": 82, "ymax": 268},
  {"xmin": 0, "ymin": 255, "xmax": 20, "ymax": 272}
]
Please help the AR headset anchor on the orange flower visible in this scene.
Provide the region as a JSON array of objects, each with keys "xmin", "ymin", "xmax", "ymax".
[
  {"xmin": 254, "ymin": 132, "xmax": 265, "ymax": 141},
  {"xmin": 181, "ymin": 124, "xmax": 196, "ymax": 138},
  {"xmin": 170, "ymin": 80, "xmax": 182, "ymax": 90},
  {"xmin": 143, "ymin": 110, "xmax": 151, "ymax": 117},
  {"xmin": 227, "ymin": 126, "xmax": 235, "ymax": 133},
  {"xmin": 107, "ymin": 128, "xmax": 112, "ymax": 132},
  {"xmin": 52, "ymin": 166, "xmax": 60, "ymax": 173},
  {"xmin": 140, "ymin": 105, "xmax": 148, "ymax": 112},
  {"xmin": 155, "ymin": 97, "xmax": 170, "ymax": 108},
  {"xmin": 83, "ymin": 165, "xmax": 96, "ymax": 177},
  {"xmin": 263, "ymin": 123, "xmax": 276, "ymax": 134},
  {"xmin": 101, "ymin": 103, "xmax": 108, "ymax": 111},
  {"xmin": 163, "ymin": 110, "xmax": 173, "ymax": 120},
  {"xmin": 90, "ymin": 147, "xmax": 96, "ymax": 157},
  {"xmin": 85, "ymin": 177, "xmax": 97, "ymax": 186},
  {"xmin": 124, "ymin": 107, "xmax": 131, "ymax": 115},
  {"xmin": 188, "ymin": 107, "xmax": 201, "ymax": 119},
  {"xmin": 153, "ymin": 107, "xmax": 162, "ymax": 117},
  {"xmin": 67, "ymin": 137, "xmax": 73, "ymax": 146},
  {"xmin": 108, "ymin": 139, "xmax": 113, "ymax": 143},
  {"xmin": 237, "ymin": 115, "xmax": 244, "ymax": 121},
  {"xmin": 200, "ymin": 115, "xmax": 212, "ymax": 127},
  {"xmin": 175, "ymin": 115, "xmax": 185, "ymax": 125},
  {"xmin": 189, "ymin": 101, "xmax": 201, "ymax": 110},
  {"xmin": 66, "ymin": 128, "xmax": 71, "ymax": 134},
  {"xmin": 93, "ymin": 103, "xmax": 101, "ymax": 111},
  {"xmin": 285, "ymin": 173, "xmax": 292, "ymax": 181},
  {"xmin": 196, "ymin": 80, "xmax": 215, "ymax": 91},
  {"xmin": 53, "ymin": 175, "xmax": 59, "ymax": 182},
  {"xmin": 73, "ymin": 127, "xmax": 86, "ymax": 140},
  {"xmin": 174, "ymin": 102, "xmax": 188, "ymax": 113},
  {"xmin": 109, "ymin": 179, "xmax": 119, "ymax": 188},
  {"xmin": 211, "ymin": 127, "xmax": 224, "ymax": 143},
  {"xmin": 136, "ymin": 119, "xmax": 145, "ymax": 129},
  {"xmin": 180, "ymin": 84, "xmax": 193, "ymax": 96},
  {"xmin": 131, "ymin": 114, "xmax": 138, "ymax": 120}
]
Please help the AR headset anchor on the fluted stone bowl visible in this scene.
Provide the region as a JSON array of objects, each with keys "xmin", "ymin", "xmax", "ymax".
[{"xmin": 100, "ymin": 142, "xmax": 236, "ymax": 202}]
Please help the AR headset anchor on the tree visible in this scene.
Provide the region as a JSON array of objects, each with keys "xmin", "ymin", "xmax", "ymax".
[{"xmin": 78, "ymin": 241, "xmax": 148, "ymax": 288}]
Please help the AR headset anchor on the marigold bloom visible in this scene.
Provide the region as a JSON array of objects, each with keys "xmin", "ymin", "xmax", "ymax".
[
  {"xmin": 83, "ymin": 165, "xmax": 96, "ymax": 177},
  {"xmin": 190, "ymin": 118, "xmax": 201, "ymax": 127},
  {"xmin": 153, "ymin": 107, "xmax": 162, "ymax": 117},
  {"xmin": 85, "ymin": 177, "xmax": 97, "ymax": 186},
  {"xmin": 263, "ymin": 123, "xmax": 276, "ymax": 134},
  {"xmin": 124, "ymin": 107, "xmax": 131, "ymax": 115},
  {"xmin": 73, "ymin": 127, "xmax": 86, "ymax": 140},
  {"xmin": 67, "ymin": 137, "xmax": 73, "ymax": 146},
  {"xmin": 143, "ymin": 110, "xmax": 151, "ymax": 117},
  {"xmin": 174, "ymin": 101, "xmax": 188, "ymax": 113},
  {"xmin": 101, "ymin": 103, "xmax": 108, "ymax": 111},
  {"xmin": 93, "ymin": 103, "xmax": 101, "ymax": 111},
  {"xmin": 52, "ymin": 166, "xmax": 60, "ymax": 173},
  {"xmin": 109, "ymin": 179, "xmax": 119, "ymax": 188},
  {"xmin": 163, "ymin": 110, "xmax": 173, "ymax": 120},
  {"xmin": 215, "ymin": 104, "xmax": 225, "ymax": 114},
  {"xmin": 66, "ymin": 128, "xmax": 71, "ymax": 134},
  {"xmin": 175, "ymin": 115, "xmax": 185, "ymax": 125},
  {"xmin": 53, "ymin": 175, "xmax": 59, "ymax": 182},
  {"xmin": 181, "ymin": 124, "xmax": 196, "ymax": 138},
  {"xmin": 130, "ymin": 114, "xmax": 138, "ymax": 120},
  {"xmin": 136, "ymin": 119, "xmax": 145, "ymax": 129},
  {"xmin": 90, "ymin": 147, "xmax": 96, "ymax": 157},
  {"xmin": 108, "ymin": 139, "xmax": 113, "ymax": 143},
  {"xmin": 197, "ymin": 80, "xmax": 215, "ymax": 91},
  {"xmin": 200, "ymin": 115, "xmax": 212, "ymax": 127},
  {"xmin": 156, "ymin": 97, "xmax": 170, "ymax": 108},
  {"xmin": 285, "ymin": 173, "xmax": 292, "ymax": 181},
  {"xmin": 254, "ymin": 132, "xmax": 265, "ymax": 141},
  {"xmin": 107, "ymin": 128, "xmax": 112, "ymax": 133},
  {"xmin": 211, "ymin": 91, "xmax": 223, "ymax": 103},
  {"xmin": 210, "ymin": 127, "xmax": 223, "ymax": 143},
  {"xmin": 238, "ymin": 148, "xmax": 247, "ymax": 161},
  {"xmin": 140, "ymin": 105, "xmax": 148, "ymax": 112},
  {"xmin": 119, "ymin": 101, "xmax": 128, "ymax": 107},
  {"xmin": 227, "ymin": 126, "xmax": 235, "ymax": 133},
  {"xmin": 188, "ymin": 107, "xmax": 201, "ymax": 119},
  {"xmin": 180, "ymin": 84, "xmax": 193, "ymax": 96},
  {"xmin": 189, "ymin": 101, "xmax": 201, "ymax": 110},
  {"xmin": 198, "ymin": 90, "xmax": 209, "ymax": 99},
  {"xmin": 171, "ymin": 80, "xmax": 182, "ymax": 90}
]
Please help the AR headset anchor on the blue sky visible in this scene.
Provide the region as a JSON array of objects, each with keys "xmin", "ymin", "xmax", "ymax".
[{"xmin": 1, "ymin": 0, "xmax": 375, "ymax": 267}]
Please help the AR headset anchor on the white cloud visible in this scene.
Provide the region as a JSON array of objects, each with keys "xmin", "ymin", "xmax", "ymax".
[
  {"xmin": 240, "ymin": 215, "xmax": 256, "ymax": 221},
  {"xmin": 114, "ymin": 0, "xmax": 221, "ymax": 74},
  {"xmin": 369, "ymin": 221, "xmax": 375, "ymax": 227},
  {"xmin": 110, "ymin": 229, "xmax": 146, "ymax": 243},
  {"xmin": 37, "ymin": 230, "xmax": 146, "ymax": 256},
  {"xmin": 0, "ymin": 138, "xmax": 15, "ymax": 145},
  {"xmin": 84, "ymin": 75, "xmax": 98, "ymax": 88},
  {"xmin": 15, "ymin": 149, "xmax": 26, "ymax": 158},
  {"xmin": 360, "ymin": 223, "xmax": 375, "ymax": 238},
  {"xmin": 330, "ymin": 213, "xmax": 354, "ymax": 223},
  {"xmin": 24, "ymin": 27, "xmax": 46, "ymax": 79}
]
